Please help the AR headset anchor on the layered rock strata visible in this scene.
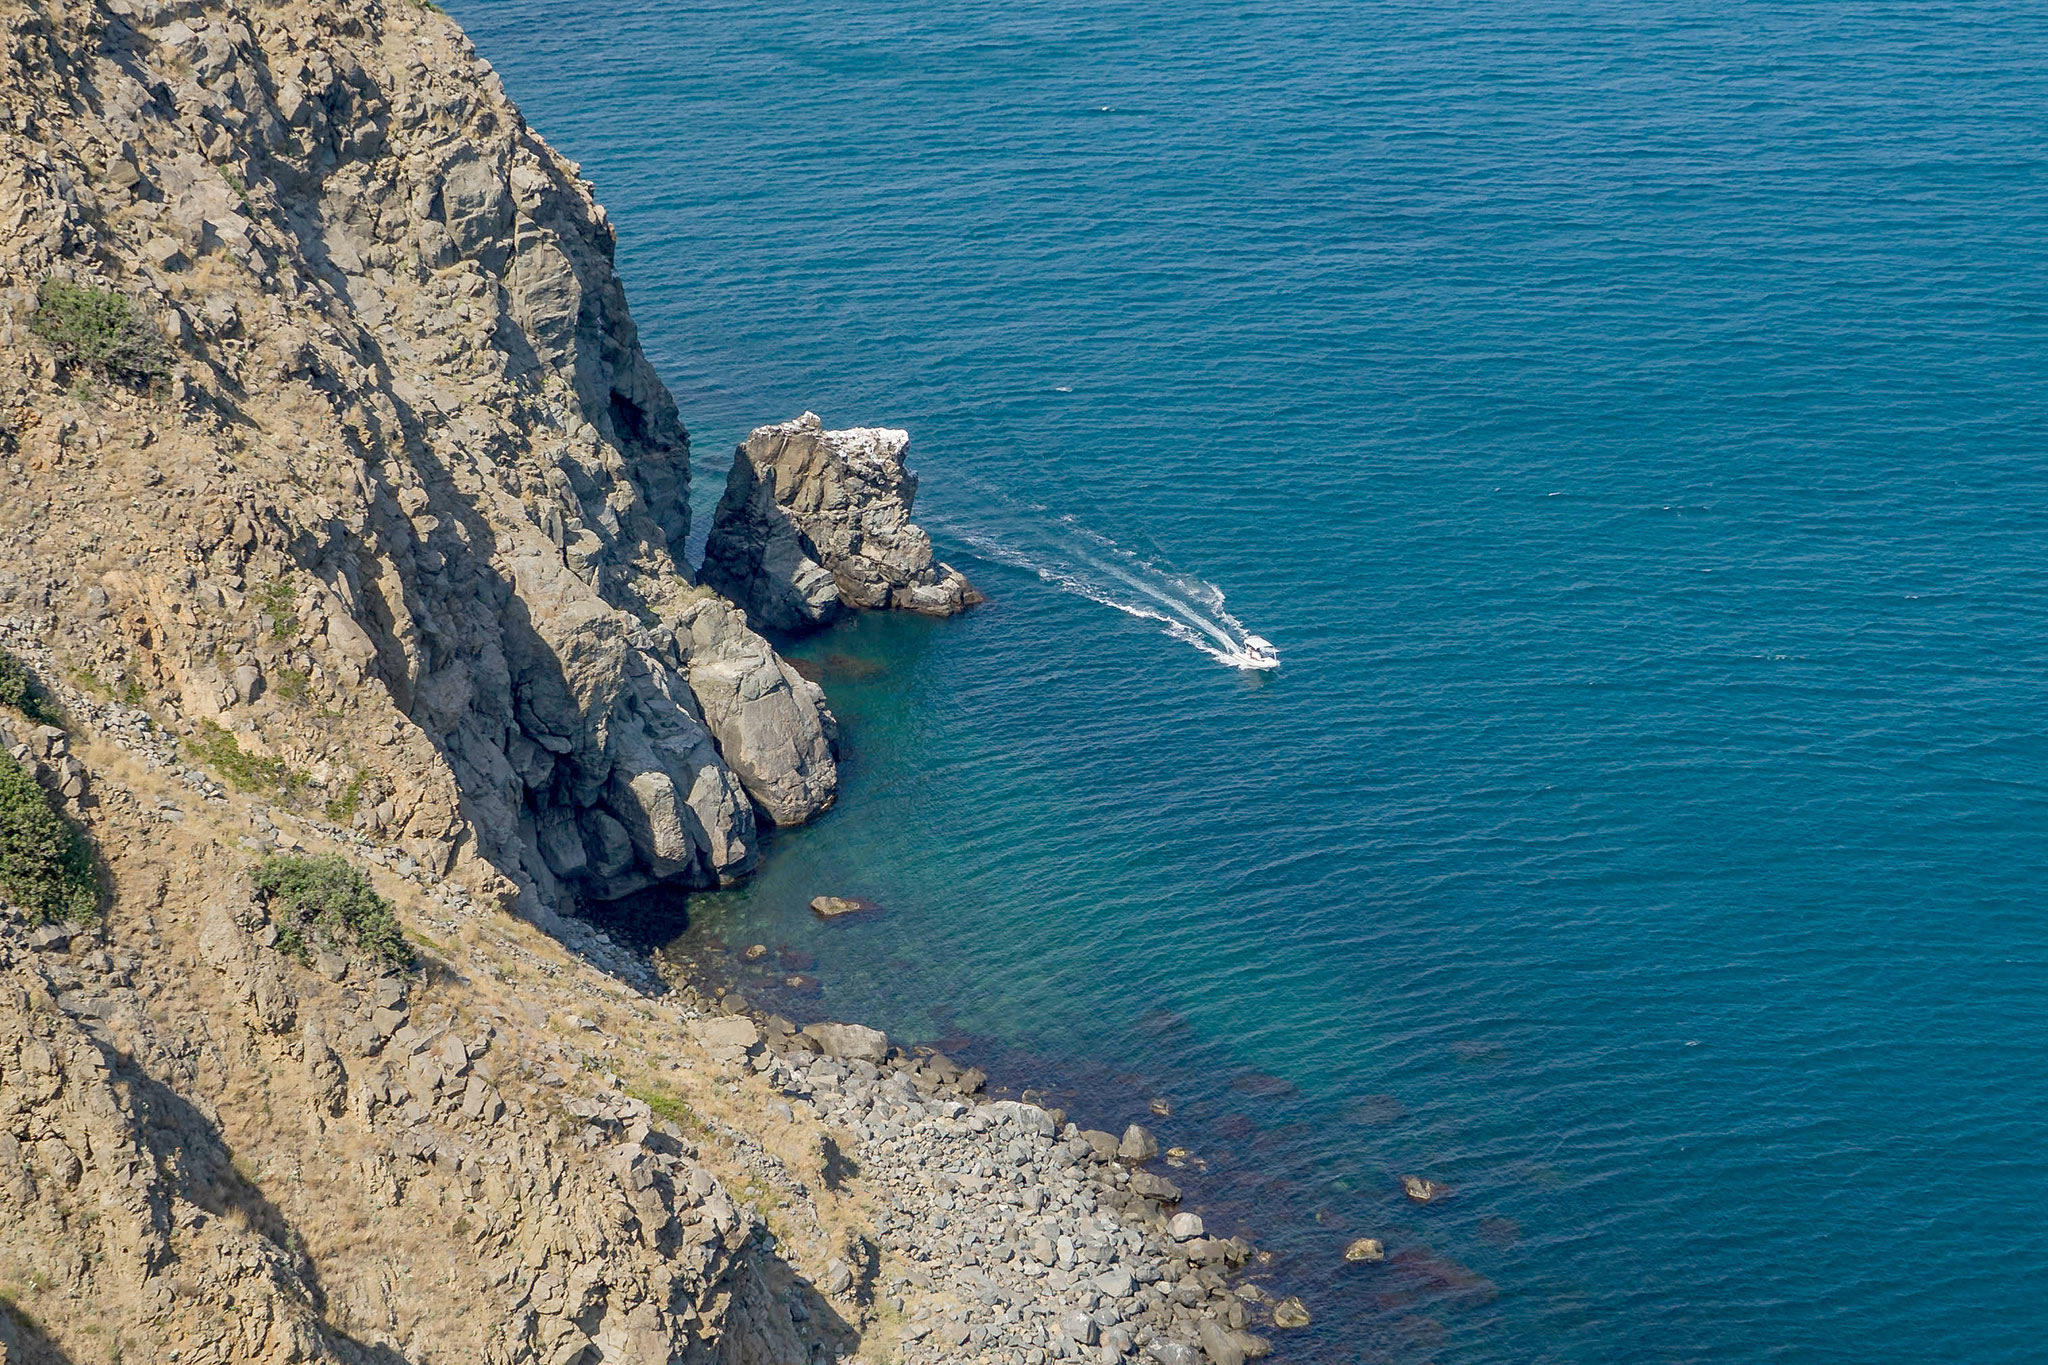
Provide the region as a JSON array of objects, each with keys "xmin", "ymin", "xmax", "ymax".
[
  {"xmin": 701, "ymin": 412, "xmax": 977, "ymax": 633},
  {"xmin": 0, "ymin": 0, "xmax": 835, "ymax": 924}
]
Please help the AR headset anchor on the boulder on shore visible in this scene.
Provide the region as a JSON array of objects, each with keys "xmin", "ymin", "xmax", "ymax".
[
  {"xmin": 1119, "ymin": 1122, "xmax": 1160, "ymax": 1162},
  {"xmin": 1129, "ymin": 1169, "xmax": 1182, "ymax": 1203},
  {"xmin": 1199, "ymin": 1319, "xmax": 1247, "ymax": 1365},
  {"xmin": 690, "ymin": 1016, "xmax": 761, "ymax": 1051},
  {"xmin": 801, "ymin": 1021, "xmax": 890, "ymax": 1062}
]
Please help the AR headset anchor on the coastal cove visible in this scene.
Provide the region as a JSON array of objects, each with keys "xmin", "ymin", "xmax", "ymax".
[
  {"xmin": 0, "ymin": 0, "xmax": 1297, "ymax": 1354},
  {"xmin": 3, "ymin": 0, "xmax": 2039, "ymax": 1356},
  {"xmin": 448, "ymin": 0, "xmax": 2048, "ymax": 1362}
]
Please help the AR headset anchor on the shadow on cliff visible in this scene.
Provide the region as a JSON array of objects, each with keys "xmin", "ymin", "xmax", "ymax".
[
  {"xmin": 91, "ymin": 1036, "xmax": 409, "ymax": 1364},
  {"xmin": 269, "ymin": 300, "xmax": 593, "ymax": 933},
  {"xmin": 200, "ymin": 47, "xmax": 768, "ymax": 996},
  {"xmin": 573, "ymin": 878, "xmax": 692, "ymax": 952},
  {"xmin": 0, "ymin": 1300, "xmax": 77, "ymax": 1365},
  {"xmin": 733, "ymin": 1228, "xmax": 865, "ymax": 1365}
]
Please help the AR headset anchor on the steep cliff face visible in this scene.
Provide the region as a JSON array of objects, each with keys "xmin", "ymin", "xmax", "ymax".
[
  {"xmin": 701, "ymin": 413, "xmax": 976, "ymax": 634},
  {"xmin": 0, "ymin": 0, "xmax": 834, "ymax": 922}
]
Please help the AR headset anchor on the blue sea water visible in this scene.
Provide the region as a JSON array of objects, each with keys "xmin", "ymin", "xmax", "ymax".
[{"xmin": 443, "ymin": 0, "xmax": 2048, "ymax": 1358}]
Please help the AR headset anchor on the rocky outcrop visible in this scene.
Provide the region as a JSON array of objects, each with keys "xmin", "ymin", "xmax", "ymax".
[
  {"xmin": 0, "ymin": 0, "xmax": 836, "ymax": 920},
  {"xmin": 0, "ymin": 753, "xmax": 842, "ymax": 1365},
  {"xmin": 701, "ymin": 412, "xmax": 977, "ymax": 633}
]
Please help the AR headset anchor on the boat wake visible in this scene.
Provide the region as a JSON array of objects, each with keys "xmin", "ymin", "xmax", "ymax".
[{"xmin": 928, "ymin": 504, "xmax": 1278, "ymax": 671}]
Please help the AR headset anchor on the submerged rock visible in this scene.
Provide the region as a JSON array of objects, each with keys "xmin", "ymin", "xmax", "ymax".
[
  {"xmin": 701, "ymin": 412, "xmax": 977, "ymax": 632},
  {"xmin": 1344, "ymin": 1236, "xmax": 1386, "ymax": 1262},
  {"xmin": 809, "ymin": 894, "xmax": 873, "ymax": 919}
]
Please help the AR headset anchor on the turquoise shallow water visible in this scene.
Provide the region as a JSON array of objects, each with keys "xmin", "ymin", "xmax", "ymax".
[{"xmin": 446, "ymin": 1, "xmax": 2048, "ymax": 1359}]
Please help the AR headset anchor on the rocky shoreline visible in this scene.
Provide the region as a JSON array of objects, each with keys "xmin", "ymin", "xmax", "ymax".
[
  {"xmin": 4, "ymin": 628, "xmax": 1309, "ymax": 1365},
  {"xmin": 647, "ymin": 962, "xmax": 1303, "ymax": 1365}
]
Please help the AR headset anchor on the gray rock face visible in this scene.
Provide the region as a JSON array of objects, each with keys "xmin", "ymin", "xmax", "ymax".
[
  {"xmin": 674, "ymin": 595, "xmax": 838, "ymax": 828},
  {"xmin": 1199, "ymin": 1319, "xmax": 1248, "ymax": 1365},
  {"xmin": 701, "ymin": 412, "xmax": 976, "ymax": 632},
  {"xmin": 0, "ymin": 0, "xmax": 842, "ymax": 922}
]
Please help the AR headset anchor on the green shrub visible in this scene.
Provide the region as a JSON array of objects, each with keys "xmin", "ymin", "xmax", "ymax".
[
  {"xmin": 251, "ymin": 853, "xmax": 410, "ymax": 969},
  {"xmin": 218, "ymin": 167, "xmax": 253, "ymax": 211},
  {"xmin": 255, "ymin": 578, "xmax": 296, "ymax": 637},
  {"xmin": 0, "ymin": 756, "xmax": 98, "ymax": 924},
  {"xmin": 625, "ymin": 1080, "xmax": 703, "ymax": 1134},
  {"xmin": 0, "ymin": 651, "xmax": 61, "ymax": 726},
  {"xmin": 273, "ymin": 666, "xmax": 310, "ymax": 704},
  {"xmin": 187, "ymin": 719, "xmax": 306, "ymax": 797},
  {"xmin": 30, "ymin": 278, "xmax": 170, "ymax": 388},
  {"xmin": 323, "ymin": 772, "xmax": 364, "ymax": 824}
]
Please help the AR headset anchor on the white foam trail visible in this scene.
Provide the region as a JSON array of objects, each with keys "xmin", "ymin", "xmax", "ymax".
[{"xmin": 934, "ymin": 512, "xmax": 1278, "ymax": 671}]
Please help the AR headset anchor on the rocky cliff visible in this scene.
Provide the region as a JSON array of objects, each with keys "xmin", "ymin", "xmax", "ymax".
[
  {"xmin": 0, "ymin": 773, "xmax": 834, "ymax": 1365},
  {"xmin": 0, "ymin": 0, "xmax": 836, "ymax": 927},
  {"xmin": 701, "ymin": 414, "xmax": 976, "ymax": 634},
  {"xmin": 0, "ymin": 0, "xmax": 1302, "ymax": 1361}
]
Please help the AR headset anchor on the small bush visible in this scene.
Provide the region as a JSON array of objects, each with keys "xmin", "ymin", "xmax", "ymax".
[
  {"xmin": 273, "ymin": 666, "xmax": 310, "ymax": 704},
  {"xmin": 0, "ymin": 651, "xmax": 62, "ymax": 726},
  {"xmin": 218, "ymin": 167, "xmax": 253, "ymax": 211},
  {"xmin": 188, "ymin": 719, "xmax": 306, "ymax": 797},
  {"xmin": 0, "ymin": 756, "xmax": 99, "ymax": 924},
  {"xmin": 251, "ymin": 853, "xmax": 410, "ymax": 969},
  {"xmin": 323, "ymin": 772, "xmax": 364, "ymax": 824},
  {"xmin": 255, "ymin": 578, "xmax": 296, "ymax": 637},
  {"xmin": 625, "ymin": 1080, "xmax": 703, "ymax": 1133},
  {"xmin": 30, "ymin": 279, "xmax": 170, "ymax": 389}
]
